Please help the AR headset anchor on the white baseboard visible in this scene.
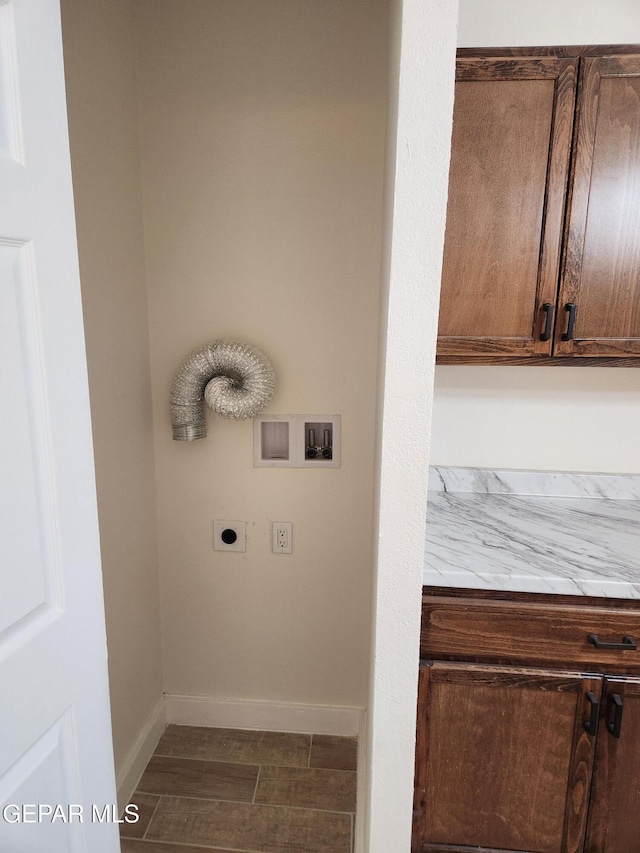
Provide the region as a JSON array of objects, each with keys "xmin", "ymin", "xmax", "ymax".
[
  {"xmin": 116, "ymin": 697, "xmax": 167, "ymax": 810},
  {"xmin": 165, "ymin": 693, "xmax": 363, "ymax": 737}
]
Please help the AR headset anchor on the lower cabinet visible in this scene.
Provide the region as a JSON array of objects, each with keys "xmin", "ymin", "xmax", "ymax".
[
  {"xmin": 584, "ymin": 677, "xmax": 640, "ymax": 853},
  {"xmin": 413, "ymin": 662, "xmax": 599, "ymax": 853},
  {"xmin": 414, "ymin": 592, "xmax": 640, "ymax": 853}
]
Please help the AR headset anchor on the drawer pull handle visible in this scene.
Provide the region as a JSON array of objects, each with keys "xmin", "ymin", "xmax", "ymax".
[
  {"xmin": 607, "ymin": 693, "xmax": 624, "ymax": 739},
  {"xmin": 584, "ymin": 691, "xmax": 599, "ymax": 736},
  {"xmin": 540, "ymin": 303, "xmax": 554, "ymax": 341},
  {"xmin": 587, "ymin": 634, "xmax": 637, "ymax": 651},
  {"xmin": 562, "ymin": 302, "xmax": 577, "ymax": 341}
]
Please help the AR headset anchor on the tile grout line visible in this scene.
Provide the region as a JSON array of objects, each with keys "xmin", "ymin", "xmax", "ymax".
[
  {"xmin": 252, "ymin": 765, "xmax": 261, "ymax": 805},
  {"xmin": 152, "ymin": 751, "xmax": 310, "ymax": 769},
  {"xmin": 151, "ymin": 750, "xmax": 356, "ymax": 772},
  {"xmin": 129, "ymin": 837, "xmax": 267, "ymax": 853},
  {"xmin": 134, "ymin": 787, "xmax": 357, "ymax": 816},
  {"xmin": 141, "ymin": 794, "xmax": 162, "ymax": 841}
]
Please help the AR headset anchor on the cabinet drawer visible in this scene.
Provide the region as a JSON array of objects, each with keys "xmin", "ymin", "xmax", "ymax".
[{"xmin": 421, "ymin": 596, "xmax": 640, "ymax": 673}]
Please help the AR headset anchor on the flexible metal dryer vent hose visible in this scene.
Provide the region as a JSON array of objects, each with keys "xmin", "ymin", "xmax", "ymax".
[{"xmin": 170, "ymin": 340, "xmax": 275, "ymax": 441}]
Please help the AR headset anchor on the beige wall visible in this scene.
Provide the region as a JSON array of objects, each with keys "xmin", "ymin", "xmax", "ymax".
[
  {"xmin": 61, "ymin": 0, "xmax": 163, "ymax": 773},
  {"xmin": 430, "ymin": 0, "xmax": 640, "ymax": 475},
  {"xmin": 134, "ymin": 0, "xmax": 388, "ymax": 708}
]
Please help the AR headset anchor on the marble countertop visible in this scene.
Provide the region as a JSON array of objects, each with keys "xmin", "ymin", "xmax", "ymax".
[{"xmin": 424, "ymin": 467, "xmax": 640, "ymax": 598}]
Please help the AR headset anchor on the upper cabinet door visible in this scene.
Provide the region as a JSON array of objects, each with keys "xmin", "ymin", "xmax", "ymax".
[
  {"xmin": 438, "ymin": 58, "xmax": 577, "ymax": 358},
  {"xmin": 557, "ymin": 56, "xmax": 640, "ymax": 356}
]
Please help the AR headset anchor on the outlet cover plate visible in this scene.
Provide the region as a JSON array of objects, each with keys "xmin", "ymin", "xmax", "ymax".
[
  {"xmin": 213, "ymin": 520, "xmax": 246, "ymax": 552},
  {"xmin": 272, "ymin": 522, "xmax": 293, "ymax": 554}
]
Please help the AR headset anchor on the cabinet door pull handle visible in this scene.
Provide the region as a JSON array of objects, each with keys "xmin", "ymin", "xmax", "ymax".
[
  {"xmin": 607, "ymin": 693, "xmax": 624, "ymax": 738},
  {"xmin": 540, "ymin": 303, "xmax": 554, "ymax": 341},
  {"xmin": 561, "ymin": 302, "xmax": 577, "ymax": 341},
  {"xmin": 584, "ymin": 691, "xmax": 599, "ymax": 736},
  {"xmin": 588, "ymin": 634, "xmax": 637, "ymax": 651}
]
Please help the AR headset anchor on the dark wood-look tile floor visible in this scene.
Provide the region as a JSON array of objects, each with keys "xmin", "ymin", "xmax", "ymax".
[{"xmin": 121, "ymin": 725, "xmax": 357, "ymax": 853}]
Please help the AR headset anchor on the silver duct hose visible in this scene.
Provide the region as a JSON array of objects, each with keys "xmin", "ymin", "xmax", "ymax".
[{"xmin": 170, "ymin": 340, "xmax": 275, "ymax": 441}]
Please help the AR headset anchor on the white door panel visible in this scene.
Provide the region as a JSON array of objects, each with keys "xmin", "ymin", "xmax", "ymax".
[
  {"xmin": 0, "ymin": 715, "xmax": 82, "ymax": 853},
  {"xmin": 0, "ymin": 0, "xmax": 24, "ymax": 163},
  {"xmin": 0, "ymin": 0, "xmax": 119, "ymax": 850},
  {"xmin": 1, "ymin": 240, "xmax": 50, "ymax": 636}
]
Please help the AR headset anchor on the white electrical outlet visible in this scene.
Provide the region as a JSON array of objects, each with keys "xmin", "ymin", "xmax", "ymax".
[
  {"xmin": 213, "ymin": 520, "xmax": 246, "ymax": 552},
  {"xmin": 272, "ymin": 522, "xmax": 293, "ymax": 554}
]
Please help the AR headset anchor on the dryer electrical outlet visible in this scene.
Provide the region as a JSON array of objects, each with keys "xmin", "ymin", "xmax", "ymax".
[{"xmin": 213, "ymin": 520, "xmax": 246, "ymax": 552}]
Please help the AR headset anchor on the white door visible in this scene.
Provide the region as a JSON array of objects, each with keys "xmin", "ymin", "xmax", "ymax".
[{"xmin": 0, "ymin": 1, "xmax": 119, "ymax": 851}]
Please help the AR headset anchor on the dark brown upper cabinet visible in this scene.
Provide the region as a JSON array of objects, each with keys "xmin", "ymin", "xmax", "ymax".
[
  {"xmin": 557, "ymin": 56, "xmax": 640, "ymax": 357},
  {"xmin": 438, "ymin": 56, "xmax": 577, "ymax": 359},
  {"xmin": 437, "ymin": 46, "xmax": 640, "ymax": 365}
]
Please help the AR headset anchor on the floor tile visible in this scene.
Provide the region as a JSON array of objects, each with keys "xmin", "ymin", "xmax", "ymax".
[
  {"xmin": 146, "ymin": 795, "xmax": 352, "ymax": 853},
  {"xmin": 255, "ymin": 766, "xmax": 357, "ymax": 813},
  {"xmin": 120, "ymin": 791, "xmax": 159, "ymax": 839},
  {"xmin": 138, "ymin": 755, "xmax": 258, "ymax": 802},
  {"xmin": 310, "ymin": 735, "xmax": 357, "ymax": 772},
  {"xmin": 120, "ymin": 839, "xmax": 237, "ymax": 853},
  {"xmin": 155, "ymin": 725, "xmax": 311, "ymax": 768}
]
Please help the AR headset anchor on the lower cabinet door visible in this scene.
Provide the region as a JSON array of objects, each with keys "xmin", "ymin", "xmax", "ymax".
[
  {"xmin": 584, "ymin": 677, "xmax": 640, "ymax": 853},
  {"xmin": 413, "ymin": 661, "xmax": 601, "ymax": 853}
]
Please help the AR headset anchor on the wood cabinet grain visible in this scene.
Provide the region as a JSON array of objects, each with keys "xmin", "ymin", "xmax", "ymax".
[
  {"xmin": 414, "ymin": 590, "xmax": 640, "ymax": 853},
  {"xmin": 557, "ymin": 56, "xmax": 640, "ymax": 357},
  {"xmin": 584, "ymin": 677, "xmax": 640, "ymax": 853},
  {"xmin": 421, "ymin": 596, "xmax": 640, "ymax": 673},
  {"xmin": 438, "ymin": 58, "xmax": 576, "ymax": 358},
  {"xmin": 413, "ymin": 662, "xmax": 598, "ymax": 853},
  {"xmin": 437, "ymin": 45, "xmax": 640, "ymax": 365}
]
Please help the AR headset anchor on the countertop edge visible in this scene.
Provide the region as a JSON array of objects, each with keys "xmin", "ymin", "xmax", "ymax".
[{"xmin": 422, "ymin": 569, "xmax": 640, "ymax": 600}]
